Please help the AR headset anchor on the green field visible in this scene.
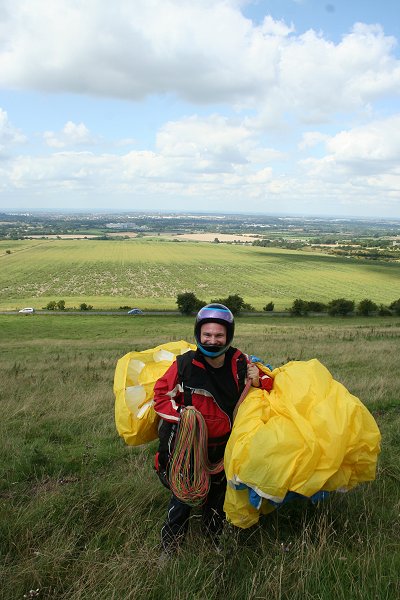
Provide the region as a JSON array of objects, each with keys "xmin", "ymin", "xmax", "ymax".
[
  {"xmin": 1, "ymin": 238, "xmax": 400, "ymax": 311},
  {"xmin": 1, "ymin": 314, "xmax": 399, "ymax": 599}
]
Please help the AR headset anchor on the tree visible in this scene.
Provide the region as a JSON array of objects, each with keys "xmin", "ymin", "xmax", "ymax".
[
  {"xmin": 212, "ymin": 294, "xmax": 251, "ymax": 315},
  {"xmin": 56, "ymin": 299, "xmax": 66, "ymax": 311},
  {"xmin": 79, "ymin": 302, "xmax": 93, "ymax": 311},
  {"xmin": 378, "ymin": 304, "xmax": 392, "ymax": 316},
  {"xmin": 327, "ymin": 298, "xmax": 355, "ymax": 316},
  {"xmin": 6, "ymin": 250, "xmax": 11, "ymax": 254},
  {"xmin": 357, "ymin": 298, "xmax": 378, "ymax": 316},
  {"xmin": 307, "ymin": 301, "xmax": 327, "ymax": 313},
  {"xmin": 176, "ymin": 292, "xmax": 205, "ymax": 315},
  {"xmin": 44, "ymin": 301, "xmax": 57, "ymax": 310},
  {"xmin": 263, "ymin": 302, "xmax": 274, "ymax": 312},
  {"xmin": 242, "ymin": 301, "xmax": 255, "ymax": 312},
  {"xmin": 389, "ymin": 298, "xmax": 400, "ymax": 316},
  {"xmin": 289, "ymin": 298, "xmax": 309, "ymax": 316}
]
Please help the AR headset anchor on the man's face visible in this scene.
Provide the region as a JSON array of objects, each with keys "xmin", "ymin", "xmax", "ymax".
[{"xmin": 200, "ymin": 322, "xmax": 227, "ymax": 347}]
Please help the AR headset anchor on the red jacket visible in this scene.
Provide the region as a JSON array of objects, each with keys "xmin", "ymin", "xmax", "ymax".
[{"xmin": 154, "ymin": 348, "xmax": 273, "ymax": 441}]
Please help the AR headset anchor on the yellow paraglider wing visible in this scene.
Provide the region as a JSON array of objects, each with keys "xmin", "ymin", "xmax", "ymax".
[
  {"xmin": 224, "ymin": 359, "xmax": 381, "ymax": 528},
  {"xmin": 114, "ymin": 340, "xmax": 196, "ymax": 446}
]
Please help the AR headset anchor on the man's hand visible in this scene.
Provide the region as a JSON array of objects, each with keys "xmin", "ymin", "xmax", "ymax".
[{"xmin": 247, "ymin": 363, "xmax": 260, "ymax": 387}]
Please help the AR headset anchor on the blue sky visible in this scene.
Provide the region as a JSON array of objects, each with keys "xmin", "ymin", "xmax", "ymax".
[{"xmin": 0, "ymin": 0, "xmax": 399, "ymax": 218}]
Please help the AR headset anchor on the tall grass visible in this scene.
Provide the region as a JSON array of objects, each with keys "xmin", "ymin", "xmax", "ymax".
[{"xmin": 0, "ymin": 315, "xmax": 399, "ymax": 599}]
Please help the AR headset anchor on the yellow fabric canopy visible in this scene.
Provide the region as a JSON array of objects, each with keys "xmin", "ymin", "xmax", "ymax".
[
  {"xmin": 114, "ymin": 341, "xmax": 196, "ymax": 446},
  {"xmin": 224, "ymin": 358, "xmax": 381, "ymax": 528},
  {"xmin": 114, "ymin": 341, "xmax": 381, "ymax": 528}
]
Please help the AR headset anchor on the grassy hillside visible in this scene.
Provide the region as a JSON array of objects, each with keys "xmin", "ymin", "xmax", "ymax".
[
  {"xmin": 1, "ymin": 314, "xmax": 399, "ymax": 599},
  {"xmin": 1, "ymin": 238, "xmax": 400, "ymax": 310}
]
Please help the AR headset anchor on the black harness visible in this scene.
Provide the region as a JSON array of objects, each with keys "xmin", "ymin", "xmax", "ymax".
[
  {"xmin": 155, "ymin": 348, "xmax": 247, "ymax": 488},
  {"xmin": 176, "ymin": 348, "xmax": 247, "ymax": 407}
]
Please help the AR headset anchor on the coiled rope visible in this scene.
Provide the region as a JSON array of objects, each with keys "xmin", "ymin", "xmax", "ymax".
[
  {"xmin": 168, "ymin": 407, "xmax": 221, "ymax": 506},
  {"xmin": 168, "ymin": 378, "xmax": 252, "ymax": 506}
]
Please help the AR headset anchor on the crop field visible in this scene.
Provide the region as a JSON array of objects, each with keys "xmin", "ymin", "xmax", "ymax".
[
  {"xmin": 1, "ymin": 314, "xmax": 399, "ymax": 599},
  {"xmin": 1, "ymin": 238, "xmax": 400, "ymax": 311}
]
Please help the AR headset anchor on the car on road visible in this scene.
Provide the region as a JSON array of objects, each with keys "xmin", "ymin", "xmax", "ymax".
[
  {"xmin": 127, "ymin": 308, "xmax": 144, "ymax": 315},
  {"xmin": 18, "ymin": 307, "xmax": 35, "ymax": 314}
]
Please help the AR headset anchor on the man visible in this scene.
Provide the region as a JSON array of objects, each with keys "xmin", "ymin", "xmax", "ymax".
[{"xmin": 153, "ymin": 303, "xmax": 273, "ymax": 553}]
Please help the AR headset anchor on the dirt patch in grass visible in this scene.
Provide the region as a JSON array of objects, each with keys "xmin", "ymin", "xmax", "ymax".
[{"xmin": 163, "ymin": 232, "xmax": 259, "ymax": 242}]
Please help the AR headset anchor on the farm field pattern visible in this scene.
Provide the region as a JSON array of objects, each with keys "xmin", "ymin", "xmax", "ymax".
[{"xmin": 1, "ymin": 238, "xmax": 400, "ymax": 310}]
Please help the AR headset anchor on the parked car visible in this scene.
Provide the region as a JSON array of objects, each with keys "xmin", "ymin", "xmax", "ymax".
[
  {"xmin": 18, "ymin": 307, "xmax": 35, "ymax": 314},
  {"xmin": 127, "ymin": 308, "xmax": 144, "ymax": 315}
]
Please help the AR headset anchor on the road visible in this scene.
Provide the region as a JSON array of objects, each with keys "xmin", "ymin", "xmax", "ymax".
[
  {"xmin": 0, "ymin": 310, "xmax": 298, "ymax": 317},
  {"xmin": 0, "ymin": 310, "xmax": 180, "ymax": 316}
]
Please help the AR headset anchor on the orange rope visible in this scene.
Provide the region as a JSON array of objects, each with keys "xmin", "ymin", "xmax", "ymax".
[
  {"xmin": 168, "ymin": 379, "xmax": 252, "ymax": 506},
  {"xmin": 168, "ymin": 407, "xmax": 213, "ymax": 506}
]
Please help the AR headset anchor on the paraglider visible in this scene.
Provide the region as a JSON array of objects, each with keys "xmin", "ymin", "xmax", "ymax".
[{"xmin": 114, "ymin": 341, "xmax": 381, "ymax": 528}]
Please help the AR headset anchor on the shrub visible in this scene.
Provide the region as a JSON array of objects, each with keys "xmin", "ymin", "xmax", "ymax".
[
  {"xmin": 79, "ymin": 303, "xmax": 93, "ymax": 311},
  {"xmin": 357, "ymin": 298, "xmax": 378, "ymax": 316},
  {"xmin": 263, "ymin": 302, "xmax": 274, "ymax": 312},
  {"xmin": 242, "ymin": 302, "xmax": 255, "ymax": 312},
  {"xmin": 212, "ymin": 294, "xmax": 253, "ymax": 315},
  {"xmin": 176, "ymin": 292, "xmax": 205, "ymax": 315},
  {"xmin": 389, "ymin": 298, "xmax": 400, "ymax": 316},
  {"xmin": 327, "ymin": 298, "xmax": 355, "ymax": 316},
  {"xmin": 378, "ymin": 304, "xmax": 392, "ymax": 316},
  {"xmin": 307, "ymin": 301, "xmax": 327, "ymax": 312},
  {"xmin": 43, "ymin": 300, "xmax": 66, "ymax": 311},
  {"xmin": 289, "ymin": 299, "xmax": 309, "ymax": 316},
  {"xmin": 44, "ymin": 301, "xmax": 57, "ymax": 310}
]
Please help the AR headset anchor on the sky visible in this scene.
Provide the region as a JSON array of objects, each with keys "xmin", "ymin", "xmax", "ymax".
[{"xmin": 0, "ymin": 0, "xmax": 400, "ymax": 218}]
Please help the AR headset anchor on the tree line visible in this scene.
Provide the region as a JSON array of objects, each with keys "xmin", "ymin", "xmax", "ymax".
[
  {"xmin": 43, "ymin": 300, "xmax": 93, "ymax": 311},
  {"xmin": 176, "ymin": 292, "xmax": 400, "ymax": 317},
  {"xmin": 39, "ymin": 294, "xmax": 400, "ymax": 317}
]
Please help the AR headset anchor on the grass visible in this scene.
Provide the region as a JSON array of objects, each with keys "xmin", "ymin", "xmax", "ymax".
[
  {"xmin": 1, "ymin": 238, "xmax": 400, "ymax": 310},
  {"xmin": 1, "ymin": 314, "xmax": 399, "ymax": 599}
]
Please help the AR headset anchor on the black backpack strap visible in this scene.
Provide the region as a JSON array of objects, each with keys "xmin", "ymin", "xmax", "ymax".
[
  {"xmin": 155, "ymin": 419, "xmax": 177, "ymax": 489},
  {"xmin": 155, "ymin": 351, "xmax": 195, "ymax": 490},
  {"xmin": 236, "ymin": 353, "xmax": 248, "ymax": 393},
  {"xmin": 176, "ymin": 352, "xmax": 194, "ymax": 406}
]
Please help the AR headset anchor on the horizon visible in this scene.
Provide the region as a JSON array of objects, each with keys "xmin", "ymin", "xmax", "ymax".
[{"xmin": 2, "ymin": 209, "xmax": 400, "ymax": 224}]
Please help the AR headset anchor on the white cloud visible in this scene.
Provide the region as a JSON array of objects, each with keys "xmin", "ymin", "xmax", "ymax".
[
  {"xmin": 7, "ymin": 151, "xmax": 119, "ymax": 190},
  {"xmin": 326, "ymin": 115, "xmax": 400, "ymax": 164},
  {"xmin": 0, "ymin": 2, "xmax": 399, "ymax": 217},
  {"xmin": 1, "ymin": 110, "xmax": 399, "ymax": 216},
  {"xmin": 0, "ymin": 108, "xmax": 27, "ymax": 151},
  {"xmin": 298, "ymin": 131, "xmax": 329, "ymax": 150},
  {"xmin": 247, "ymin": 166, "xmax": 273, "ymax": 183},
  {"xmin": 260, "ymin": 15, "xmax": 295, "ymax": 37},
  {"xmin": 1, "ymin": 138, "xmax": 398, "ymax": 216},
  {"xmin": 156, "ymin": 115, "xmax": 252, "ymax": 164},
  {"xmin": 154, "ymin": 114, "xmax": 284, "ymax": 182},
  {"xmin": 1, "ymin": 114, "xmax": 284, "ymax": 198},
  {"xmin": 298, "ymin": 115, "xmax": 400, "ymax": 212},
  {"xmin": 0, "ymin": 2, "xmax": 399, "ymax": 124},
  {"xmin": 303, "ymin": 115, "xmax": 400, "ymax": 176},
  {"xmin": 272, "ymin": 25, "xmax": 400, "ymax": 124},
  {"xmin": 43, "ymin": 121, "xmax": 96, "ymax": 148}
]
